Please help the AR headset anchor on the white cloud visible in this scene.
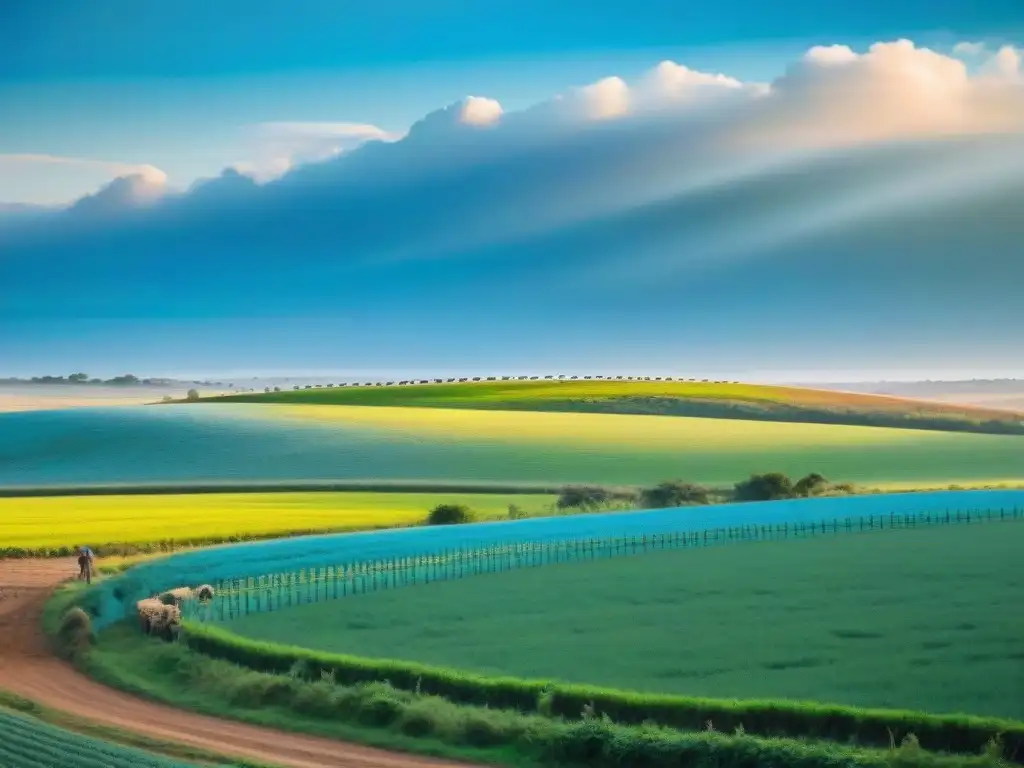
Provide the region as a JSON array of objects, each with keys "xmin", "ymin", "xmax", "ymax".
[
  {"xmin": 953, "ymin": 41, "xmax": 987, "ymax": 57},
  {"xmin": 456, "ymin": 97, "xmax": 504, "ymax": 127},
  {"xmin": 236, "ymin": 121, "xmax": 398, "ymax": 180},
  {"xmin": 68, "ymin": 171, "xmax": 168, "ymax": 215},
  {"xmin": 983, "ymin": 45, "xmax": 1022, "ymax": 79}
]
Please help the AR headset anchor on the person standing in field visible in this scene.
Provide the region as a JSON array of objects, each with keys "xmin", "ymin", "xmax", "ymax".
[{"xmin": 76, "ymin": 545, "xmax": 95, "ymax": 584}]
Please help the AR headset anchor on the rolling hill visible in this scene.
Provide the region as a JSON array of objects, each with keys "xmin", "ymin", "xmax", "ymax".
[{"xmin": 201, "ymin": 380, "xmax": 1024, "ymax": 435}]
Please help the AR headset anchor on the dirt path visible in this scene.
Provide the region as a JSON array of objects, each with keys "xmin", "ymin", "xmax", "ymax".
[{"xmin": 0, "ymin": 559, "xmax": 476, "ymax": 768}]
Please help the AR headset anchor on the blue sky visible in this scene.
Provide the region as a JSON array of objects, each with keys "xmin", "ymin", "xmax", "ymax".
[
  {"xmin": 1, "ymin": 1, "xmax": 1023, "ymax": 379},
  {"xmin": 3, "ymin": 0, "xmax": 1020, "ymax": 203}
]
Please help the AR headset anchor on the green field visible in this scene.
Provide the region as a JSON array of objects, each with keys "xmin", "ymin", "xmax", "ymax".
[
  {"xmin": 256, "ymin": 404, "xmax": 1024, "ymax": 488},
  {"xmin": 204, "ymin": 380, "xmax": 1024, "ymax": 434},
  {"xmin": 225, "ymin": 521, "xmax": 1024, "ymax": 720},
  {"xmin": 0, "ymin": 491, "xmax": 557, "ymax": 555}
]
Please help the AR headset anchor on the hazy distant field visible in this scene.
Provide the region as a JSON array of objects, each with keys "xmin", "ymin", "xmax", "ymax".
[
  {"xmin": 1, "ymin": 404, "xmax": 1021, "ymax": 489},
  {"xmin": 227, "ymin": 520, "xmax": 1024, "ymax": 719},
  {"xmin": 210, "ymin": 379, "xmax": 1024, "ymax": 422},
  {"xmin": 0, "ymin": 385, "xmax": 173, "ymax": 412},
  {"xmin": 0, "ymin": 491, "xmax": 556, "ymax": 552}
]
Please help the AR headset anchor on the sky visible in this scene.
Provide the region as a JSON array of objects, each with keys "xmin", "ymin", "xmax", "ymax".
[{"xmin": 1, "ymin": 1, "xmax": 1023, "ymax": 380}]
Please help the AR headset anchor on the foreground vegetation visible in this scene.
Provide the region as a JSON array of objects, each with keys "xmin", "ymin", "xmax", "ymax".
[
  {"xmin": 212, "ymin": 521, "xmax": 1024, "ymax": 720},
  {"xmin": 205, "ymin": 380, "xmax": 1024, "ymax": 435},
  {"xmin": 59, "ymin": 618, "xmax": 1019, "ymax": 768}
]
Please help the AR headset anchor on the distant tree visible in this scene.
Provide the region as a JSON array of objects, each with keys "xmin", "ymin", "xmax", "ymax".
[
  {"xmin": 733, "ymin": 472, "xmax": 795, "ymax": 502},
  {"xmin": 161, "ymin": 395, "xmax": 173, "ymax": 403},
  {"xmin": 557, "ymin": 485, "xmax": 612, "ymax": 511},
  {"xmin": 506, "ymin": 504, "xmax": 526, "ymax": 520},
  {"xmin": 265, "ymin": 387, "xmax": 271, "ymax": 393},
  {"xmin": 427, "ymin": 504, "xmax": 475, "ymax": 525},
  {"xmin": 273, "ymin": 386, "xmax": 281, "ymax": 392},
  {"xmin": 106, "ymin": 374, "xmax": 141, "ymax": 386},
  {"xmin": 640, "ymin": 480, "xmax": 710, "ymax": 508},
  {"xmin": 794, "ymin": 473, "xmax": 830, "ymax": 497},
  {"xmin": 68, "ymin": 372, "xmax": 89, "ymax": 383},
  {"xmin": 185, "ymin": 389, "xmax": 200, "ymax": 402}
]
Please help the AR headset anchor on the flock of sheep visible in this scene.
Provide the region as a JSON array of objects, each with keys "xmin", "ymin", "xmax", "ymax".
[
  {"xmin": 278, "ymin": 375, "xmax": 741, "ymax": 392},
  {"xmin": 135, "ymin": 584, "xmax": 215, "ymax": 640}
]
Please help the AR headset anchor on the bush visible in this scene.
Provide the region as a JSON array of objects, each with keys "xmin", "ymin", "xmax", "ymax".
[
  {"xmin": 733, "ymin": 472, "xmax": 795, "ymax": 501},
  {"xmin": 427, "ymin": 504, "xmax": 475, "ymax": 525},
  {"xmin": 506, "ymin": 504, "xmax": 526, "ymax": 520},
  {"xmin": 557, "ymin": 485, "xmax": 612, "ymax": 511},
  {"xmin": 181, "ymin": 621, "xmax": 1024, "ymax": 760},
  {"xmin": 794, "ymin": 473, "xmax": 830, "ymax": 497},
  {"xmin": 640, "ymin": 481, "xmax": 710, "ymax": 508},
  {"xmin": 55, "ymin": 607, "xmax": 93, "ymax": 661}
]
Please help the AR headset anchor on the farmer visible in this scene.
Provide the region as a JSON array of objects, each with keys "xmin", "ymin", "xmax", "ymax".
[{"xmin": 75, "ymin": 545, "xmax": 95, "ymax": 584}]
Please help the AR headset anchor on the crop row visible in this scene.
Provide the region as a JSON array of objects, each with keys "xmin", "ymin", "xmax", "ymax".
[{"xmin": 0, "ymin": 709, "xmax": 199, "ymax": 768}]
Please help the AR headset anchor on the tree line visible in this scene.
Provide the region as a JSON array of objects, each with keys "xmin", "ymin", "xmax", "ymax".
[{"xmin": 425, "ymin": 472, "xmax": 853, "ymax": 525}]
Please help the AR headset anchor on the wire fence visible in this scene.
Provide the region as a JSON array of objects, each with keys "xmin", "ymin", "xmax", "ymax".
[{"xmin": 182, "ymin": 506, "xmax": 1023, "ymax": 623}]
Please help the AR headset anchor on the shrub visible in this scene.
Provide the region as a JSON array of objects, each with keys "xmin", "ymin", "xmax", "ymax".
[
  {"xmin": 794, "ymin": 473, "xmax": 830, "ymax": 497},
  {"xmin": 181, "ymin": 621, "xmax": 1024, "ymax": 760},
  {"xmin": 733, "ymin": 472, "xmax": 795, "ymax": 501},
  {"xmin": 506, "ymin": 504, "xmax": 526, "ymax": 520},
  {"xmin": 55, "ymin": 607, "xmax": 93, "ymax": 660},
  {"xmin": 557, "ymin": 485, "xmax": 612, "ymax": 511},
  {"xmin": 427, "ymin": 504, "xmax": 475, "ymax": 525},
  {"xmin": 640, "ymin": 481, "xmax": 710, "ymax": 508}
]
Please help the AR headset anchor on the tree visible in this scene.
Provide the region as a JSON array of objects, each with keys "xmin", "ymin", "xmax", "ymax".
[
  {"xmin": 793, "ymin": 472, "xmax": 829, "ymax": 497},
  {"xmin": 161, "ymin": 395, "xmax": 173, "ymax": 403},
  {"xmin": 185, "ymin": 389, "xmax": 200, "ymax": 402},
  {"xmin": 640, "ymin": 480, "xmax": 710, "ymax": 508},
  {"xmin": 427, "ymin": 504, "xmax": 475, "ymax": 525},
  {"xmin": 733, "ymin": 472, "xmax": 795, "ymax": 502},
  {"xmin": 556, "ymin": 485, "xmax": 611, "ymax": 511},
  {"xmin": 68, "ymin": 372, "xmax": 89, "ymax": 383}
]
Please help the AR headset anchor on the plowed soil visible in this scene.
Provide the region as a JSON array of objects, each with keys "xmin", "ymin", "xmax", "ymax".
[{"xmin": 0, "ymin": 558, "xmax": 476, "ymax": 768}]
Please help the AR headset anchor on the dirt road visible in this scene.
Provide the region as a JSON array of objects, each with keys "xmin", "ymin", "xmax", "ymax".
[{"xmin": 0, "ymin": 558, "xmax": 475, "ymax": 768}]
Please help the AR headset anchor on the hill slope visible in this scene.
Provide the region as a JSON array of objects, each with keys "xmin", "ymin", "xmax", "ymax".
[{"xmin": 202, "ymin": 380, "xmax": 1024, "ymax": 435}]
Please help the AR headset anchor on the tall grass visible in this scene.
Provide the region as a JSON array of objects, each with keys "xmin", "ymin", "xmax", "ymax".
[
  {"xmin": 181, "ymin": 622, "xmax": 1024, "ymax": 760},
  {"xmin": 87, "ymin": 624, "xmax": 1017, "ymax": 768}
]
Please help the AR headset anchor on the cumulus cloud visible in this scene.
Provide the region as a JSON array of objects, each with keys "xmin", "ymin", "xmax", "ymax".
[
  {"xmin": 231, "ymin": 121, "xmax": 398, "ymax": 180},
  {"xmin": 983, "ymin": 45, "xmax": 1022, "ymax": 79},
  {"xmin": 953, "ymin": 41, "xmax": 987, "ymax": 57},
  {"xmin": 67, "ymin": 169, "xmax": 168, "ymax": 216},
  {"xmin": 6, "ymin": 37, "xmax": 1024, "ymax": 243}
]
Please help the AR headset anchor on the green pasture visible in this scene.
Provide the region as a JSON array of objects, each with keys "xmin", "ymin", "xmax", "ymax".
[
  {"xmin": 253, "ymin": 404, "xmax": 1024, "ymax": 488},
  {"xmin": 204, "ymin": 379, "xmax": 1023, "ymax": 429},
  {"xmin": 225, "ymin": 520, "xmax": 1024, "ymax": 720}
]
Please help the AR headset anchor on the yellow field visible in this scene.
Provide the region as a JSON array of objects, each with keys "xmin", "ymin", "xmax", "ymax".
[
  {"xmin": 0, "ymin": 491, "xmax": 556, "ymax": 551},
  {"xmin": 264, "ymin": 405, "xmax": 936, "ymax": 448}
]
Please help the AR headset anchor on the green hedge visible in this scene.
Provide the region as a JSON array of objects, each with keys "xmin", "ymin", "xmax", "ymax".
[{"xmin": 183, "ymin": 622, "xmax": 1024, "ymax": 761}]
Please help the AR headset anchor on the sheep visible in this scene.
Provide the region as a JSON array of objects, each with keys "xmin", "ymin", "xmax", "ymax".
[
  {"xmin": 195, "ymin": 584, "xmax": 216, "ymax": 602},
  {"xmin": 137, "ymin": 598, "xmax": 181, "ymax": 639},
  {"xmin": 159, "ymin": 586, "xmax": 194, "ymax": 604}
]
